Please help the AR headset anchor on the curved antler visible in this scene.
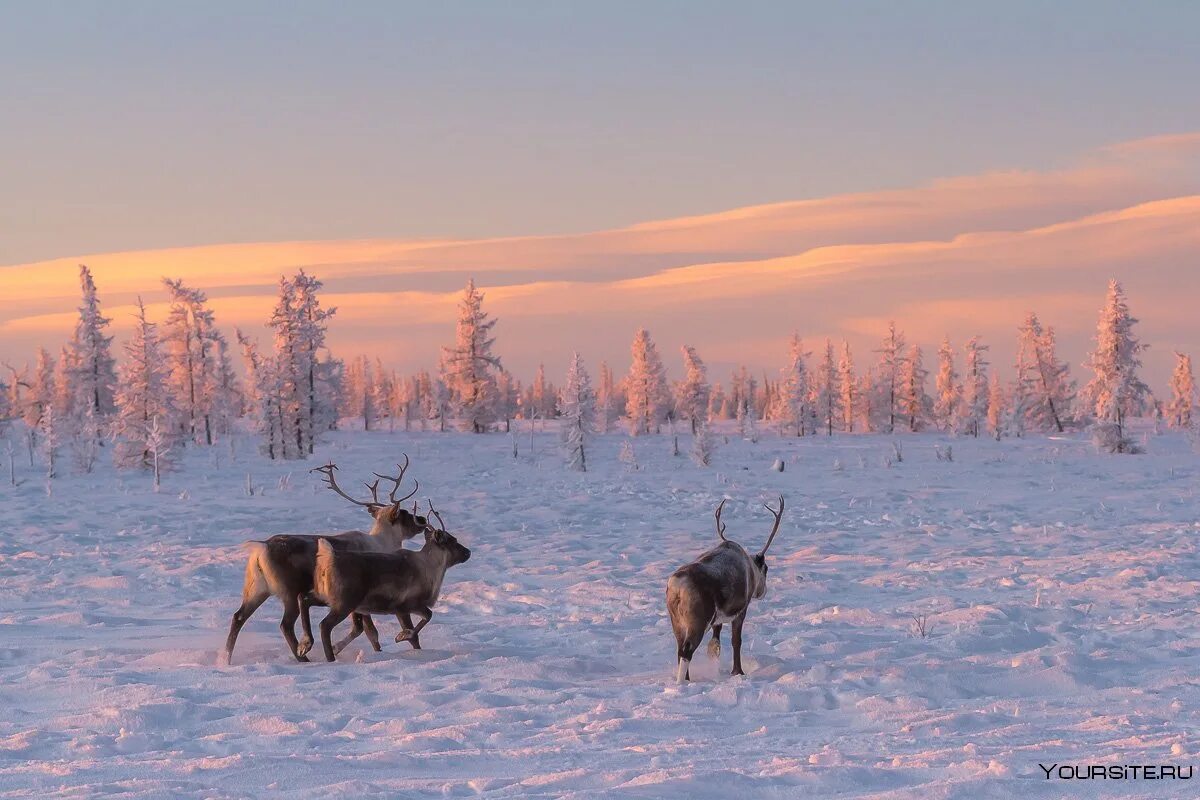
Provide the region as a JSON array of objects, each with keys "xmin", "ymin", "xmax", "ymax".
[
  {"xmin": 714, "ymin": 498, "xmax": 728, "ymax": 542},
  {"xmin": 426, "ymin": 499, "xmax": 447, "ymax": 532},
  {"xmin": 759, "ymin": 495, "xmax": 785, "ymax": 555},
  {"xmin": 373, "ymin": 454, "xmax": 418, "ymax": 504},
  {"xmin": 311, "ymin": 462, "xmax": 379, "ymax": 508}
]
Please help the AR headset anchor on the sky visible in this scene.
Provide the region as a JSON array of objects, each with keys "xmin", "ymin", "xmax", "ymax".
[{"xmin": 2, "ymin": 2, "xmax": 1199, "ymax": 388}]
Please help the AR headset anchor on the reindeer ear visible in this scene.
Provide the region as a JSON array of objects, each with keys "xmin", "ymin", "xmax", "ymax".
[
  {"xmin": 368, "ymin": 505, "xmax": 385, "ymax": 519},
  {"xmin": 389, "ymin": 505, "xmax": 410, "ymax": 524}
]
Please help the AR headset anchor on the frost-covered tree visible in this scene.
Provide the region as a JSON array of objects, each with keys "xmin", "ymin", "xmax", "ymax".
[
  {"xmin": 874, "ymin": 322, "xmax": 907, "ymax": 434},
  {"xmin": 933, "ymin": 336, "xmax": 959, "ymax": 432},
  {"xmin": 1015, "ymin": 313, "xmax": 1075, "ymax": 433},
  {"xmin": 113, "ymin": 298, "xmax": 179, "ymax": 470},
  {"xmin": 897, "ymin": 345, "xmax": 930, "ymax": 432},
  {"xmin": 858, "ymin": 367, "xmax": 877, "ymax": 432},
  {"xmin": 344, "ymin": 356, "xmax": 378, "ymax": 430},
  {"xmin": 838, "ymin": 341, "xmax": 856, "ymax": 433},
  {"xmin": 1082, "ymin": 280, "xmax": 1150, "ymax": 452},
  {"xmin": 708, "ymin": 381, "xmax": 726, "ymax": 423},
  {"xmin": 691, "ymin": 418, "xmax": 715, "ymax": 466},
  {"xmin": 987, "ymin": 374, "xmax": 1007, "ymax": 440},
  {"xmin": 162, "ymin": 278, "xmax": 224, "ymax": 445},
  {"xmin": 774, "ymin": 334, "xmax": 812, "ymax": 436},
  {"xmin": 675, "ymin": 346, "xmax": 711, "ymax": 434},
  {"xmin": 625, "ymin": 328, "xmax": 669, "ymax": 436},
  {"xmin": 558, "ymin": 352, "xmax": 595, "ymax": 471},
  {"xmin": 814, "ymin": 339, "xmax": 841, "ymax": 435},
  {"xmin": 442, "ymin": 280, "xmax": 501, "ymax": 433},
  {"xmin": 210, "ymin": 335, "xmax": 243, "ymax": 439},
  {"xmin": 70, "ymin": 264, "xmax": 117, "ymax": 431},
  {"xmin": 495, "ymin": 370, "xmax": 518, "ymax": 432},
  {"xmin": 237, "ymin": 330, "xmax": 284, "ymax": 460},
  {"xmin": 1167, "ymin": 352, "xmax": 1196, "ymax": 429},
  {"xmin": 596, "ymin": 361, "xmax": 617, "ymax": 434},
  {"xmin": 959, "ymin": 337, "xmax": 989, "ymax": 437}
]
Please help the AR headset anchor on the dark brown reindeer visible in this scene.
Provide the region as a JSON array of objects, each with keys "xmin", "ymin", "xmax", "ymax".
[
  {"xmin": 310, "ymin": 500, "xmax": 471, "ymax": 662},
  {"xmin": 222, "ymin": 457, "xmax": 424, "ymax": 664},
  {"xmin": 666, "ymin": 496, "xmax": 785, "ymax": 681}
]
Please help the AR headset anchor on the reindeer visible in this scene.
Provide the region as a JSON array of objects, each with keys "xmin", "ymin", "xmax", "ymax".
[
  {"xmin": 310, "ymin": 500, "xmax": 471, "ymax": 662},
  {"xmin": 666, "ymin": 496, "xmax": 785, "ymax": 681},
  {"xmin": 222, "ymin": 457, "xmax": 425, "ymax": 664}
]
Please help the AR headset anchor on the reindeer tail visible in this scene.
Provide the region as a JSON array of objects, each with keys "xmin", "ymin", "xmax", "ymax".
[
  {"xmin": 313, "ymin": 538, "xmax": 338, "ymax": 604},
  {"xmin": 240, "ymin": 541, "xmax": 284, "ymax": 599}
]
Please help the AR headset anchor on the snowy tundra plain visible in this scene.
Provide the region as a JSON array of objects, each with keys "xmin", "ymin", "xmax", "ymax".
[{"xmin": 1, "ymin": 425, "xmax": 1198, "ymax": 798}]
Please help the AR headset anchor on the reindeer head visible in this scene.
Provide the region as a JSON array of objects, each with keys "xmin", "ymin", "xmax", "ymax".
[
  {"xmin": 422, "ymin": 500, "xmax": 472, "ymax": 566},
  {"xmin": 311, "ymin": 456, "xmax": 427, "ymax": 541},
  {"xmin": 715, "ymin": 495, "xmax": 784, "ymax": 599}
]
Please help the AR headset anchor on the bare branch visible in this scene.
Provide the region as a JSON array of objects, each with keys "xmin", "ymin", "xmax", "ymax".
[{"xmin": 714, "ymin": 498, "xmax": 728, "ymax": 542}]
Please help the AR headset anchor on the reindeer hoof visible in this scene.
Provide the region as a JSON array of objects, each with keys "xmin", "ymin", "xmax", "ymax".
[
  {"xmin": 707, "ymin": 640, "xmax": 721, "ymax": 659},
  {"xmin": 395, "ymin": 630, "xmax": 413, "ymax": 643},
  {"xmin": 731, "ymin": 667, "xmax": 745, "ymax": 676},
  {"xmin": 296, "ymin": 638, "xmax": 313, "ymax": 658}
]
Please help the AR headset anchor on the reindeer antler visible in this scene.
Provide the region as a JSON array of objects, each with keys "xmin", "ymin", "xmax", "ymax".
[
  {"xmin": 373, "ymin": 453, "xmax": 418, "ymax": 504},
  {"xmin": 714, "ymin": 498, "xmax": 728, "ymax": 542},
  {"xmin": 426, "ymin": 499, "xmax": 447, "ymax": 532},
  {"xmin": 311, "ymin": 462, "xmax": 380, "ymax": 508},
  {"xmin": 759, "ymin": 495, "xmax": 785, "ymax": 555}
]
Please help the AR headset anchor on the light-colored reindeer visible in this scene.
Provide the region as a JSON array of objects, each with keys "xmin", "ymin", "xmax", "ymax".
[
  {"xmin": 666, "ymin": 496, "xmax": 785, "ymax": 681},
  {"xmin": 222, "ymin": 456, "xmax": 424, "ymax": 664}
]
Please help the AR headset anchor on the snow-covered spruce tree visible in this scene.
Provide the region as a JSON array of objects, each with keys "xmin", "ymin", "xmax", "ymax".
[
  {"xmin": 691, "ymin": 417, "xmax": 715, "ymax": 466},
  {"xmin": 625, "ymin": 328, "xmax": 669, "ymax": 436},
  {"xmin": 18, "ymin": 348, "xmax": 55, "ymax": 457},
  {"xmin": 443, "ymin": 280, "xmax": 502, "ymax": 433},
  {"xmin": 495, "ymin": 370, "xmax": 518, "ymax": 433},
  {"xmin": 290, "ymin": 271, "xmax": 338, "ymax": 454},
  {"xmin": 897, "ymin": 344, "xmax": 930, "ymax": 432},
  {"xmin": 70, "ymin": 265, "xmax": 117, "ymax": 440},
  {"xmin": 237, "ymin": 330, "xmax": 284, "ymax": 460},
  {"xmin": 209, "ymin": 334, "xmax": 243, "ymax": 439},
  {"xmin": 113, "ymin": 298, "xmax": 179, "ymax": 470},
  {"xmin": 1167, "ymin": 352, "xmax": 1196, "ymax": 429},
  {"xmin": 960, "ymin": 336, "xmax": 989, "ymax": 437},
  {"xmin": 933, "ymin": 336, "xmax": 960, "ymax": 432},
  {"xmin": 814, "ymin": 339, "xmax": 841, "ymax": 435},
  {"xmin": 558, "ymin": 352, "xmax": 596, "ymax": 471},
  {"xmin": 987, "ymin": 373, "xmax": 1007, "ymax": 441},
  {"xmin": 676, "ymin": 346, "xmax": 711, "ymax": 435},
  {"xmin": 838, "ymin": 341, "xmax": 856, "ymax": 433},
  {"xmin": 707, "ymin": 381, "xmax": 725, "ymax": 423},
  {"xmin": 775, "ymin": 334, "xmax": 812, "ymax": 436},
  {"xmin": 874, "ymin": 322, "xmax": 907, "ymax": 434},
  {"xmin": 372, "ymin": 359, "xmax": 394, "ymax": 430},
  {"xmin": 1082, "ymin": 280, "xmax": 1150, "ymax": 453},
  {"xmin": 162, "ymin": 278, "xmax": 223, "ymax": 445},
  {"xmin": 858, "ymin": 367, "xmax": 876, "ymax": 432},
  {"xmin": 1015, "ymin": 312, "xmax": 1075, "ymax": 433},
  {"xmin": 596, "ymin": 361, "xmax": 616, "ymax": 434},
  {"xmin": 344, "ymin": 356, "xmax": 377, "ymax": 430}
]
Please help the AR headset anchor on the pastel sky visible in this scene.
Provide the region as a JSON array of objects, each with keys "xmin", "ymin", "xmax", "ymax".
[{"xmin": 3, "ymin": 3, "xmax": 1199, "ymax": 388}]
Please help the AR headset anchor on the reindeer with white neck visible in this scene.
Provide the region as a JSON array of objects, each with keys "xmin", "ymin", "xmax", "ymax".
[
  {"xmin": 222, "ymin": 456, "xmax": 425, "ymax": 664},
  {"xmin": 666, "ymin": 496, "xmax": 786, "ymax": 681}
]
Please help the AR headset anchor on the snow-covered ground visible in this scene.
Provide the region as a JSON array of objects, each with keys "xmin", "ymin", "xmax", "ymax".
[{"xmin": 1, "ymin": 425, "xmax": 1198, "ymax": 798}]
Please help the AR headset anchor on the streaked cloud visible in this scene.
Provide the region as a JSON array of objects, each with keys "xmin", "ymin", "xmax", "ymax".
[{"xmin": 1, "ymin": 133, "xmax": 1197, "ymax": 387}]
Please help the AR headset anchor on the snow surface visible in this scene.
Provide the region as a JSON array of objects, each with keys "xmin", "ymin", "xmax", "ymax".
[{"xmin": 1, "ymin": 426, "xmax": 1198, "ymax": 798}]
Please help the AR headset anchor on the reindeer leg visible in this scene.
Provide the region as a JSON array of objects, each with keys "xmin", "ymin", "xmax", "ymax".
[
  {"xmin": 730, "ymin": 611, "xmax": 747, "ymax": 676},
  {"xmin": 707, "ymin": 623, "xmax": 723, "ymax": 659},
  {"xmin": 361, "ymin": 615, "xmax": 383, "ymax": 652},
  {"xmin": 394, "ymin": 612, "xmax": 422, "ymax": 649},
  {"xmin": 333, "ymin": 613, "xmax": 367, "ymax": 655},
  {"xmin": 320, "ymin": 607, "xmax": 352, "ymax": 662},
  {"xmin": 395, "ymin": 607, "xmax": 431, "ymax": 647},
  {"xmin": 296, "ymin": 593, "xmax": 317, "ymax": 658},
  {"xmin": 224, "ymin": 590, "xmax": 269, "ymax": 665},
  {"xmin": 280, "ymin": 595, "xmax": 309, "ymax": 663}
]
